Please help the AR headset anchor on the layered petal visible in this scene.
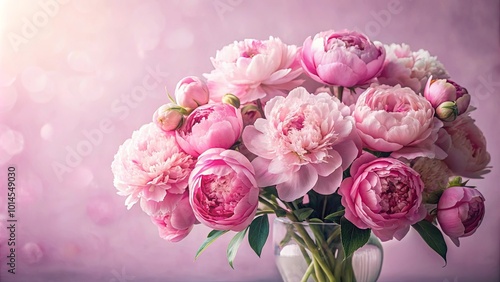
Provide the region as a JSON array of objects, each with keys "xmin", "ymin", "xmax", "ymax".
[
  {"xmin": 300, "ymin": 29, "xmax": 385, "ymax": 87},
  {"xmin": 242, "ymin": 87, "xmax": 359, "ymax": 201},
  {"xmin": 111, "ymin": 123, "xmax": 195, "ymax": 212},
  {"xmin": 338, "ymin": 153, "xmax": 426, "ymax": 241},
  {"xmin": 204, "ymin": 37, "xmax": 303, "ymax": 104}
]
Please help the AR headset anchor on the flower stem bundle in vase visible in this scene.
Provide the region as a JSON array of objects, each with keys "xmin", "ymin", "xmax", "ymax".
[
  {"xmin": 112, "ymin": 29, "xmax": 490, "ymax": 282},
  {"xmin": 273, "ymin": 217, "xmax": 383, "ymax": 282}
]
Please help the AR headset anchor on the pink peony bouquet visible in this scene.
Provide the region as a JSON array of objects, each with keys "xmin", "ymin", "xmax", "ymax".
[{"xmin": 112, "ymin": 29, "xmax": 490, "ymax": 281}]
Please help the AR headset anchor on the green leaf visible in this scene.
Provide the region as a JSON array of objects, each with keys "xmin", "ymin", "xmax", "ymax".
[
  {"xmin": 363, "ymin": 148, "xmax": 392, "ymax": 158},
  {"xmin": 275, "ymin": 208, "xmax": 287, "ymax": 217},
  {"xmin": 293, "ymin": 208, "xmax": 314, "ymax": 221},
  {"xmin": 412, "ymin": 220, "xmax": 448, "ymax": 264},
  {"xmin": 195, "ymin": 230, "xmax": 228, "ymax": 259},
  {"xmin": 308, "ymin": 218, "xmax": 323, "ymax": 223},
  {"xmin": 248, "ymin": 215, "xmax": 270, "ymax": 257},
  {"xmin": 227, "ymin": 228, "xmax": 248, "ymax": 269},
  {"xmin": 307, "ymin": 191, "xmax": 343, "ymax": 220},
  {"xmin": 261, "ymin": 186, "xmax": 279, "ymax": 198},
  {"xmin": 324, "ymin": 210, "xmax": 345, "ymax": 221},
  {"xmin": 166, "ymin": 89, "xmax": 175, "ymax": 103},
  {"xmin": 279, "ymin": 230, "xmax": 292, "ymax": 248},
  {"xmin": 342, "ymin": 166, "xmax": 351, "ymax": 179},
  {"xmin": 340, "ymin": 216, "xmax": 370, "ymax": 259}
]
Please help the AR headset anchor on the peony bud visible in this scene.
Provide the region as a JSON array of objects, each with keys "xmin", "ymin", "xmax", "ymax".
[
  {"xmin": 175, "ymin": 76, "xmax": 210, "ymax": 110},
  {"xmin": 240, "ymin": 103, "xmax": 262, "ymax": 127},
  {"xmin": 153, "ymin": 103, "xmax": 185, "ymax": 132},
  {"xmin": 448, "ymin": 80, "xmax": 470, "ymax": 114},
  {"xmin": 435, "ymin": 101, "xmax": 458, "ymax": 122},
  {"xmin": 424, "ymin": 78, "xmax": 471, "ymax": 118},
  {"xmin": 456, "ymin": 93, "xmax": 471, "ymax": 115},
  {"xmin": 424, "ymin": 79, "xmax": 457, "ymax": 108},
  {"xmin": 437, "ymin": 186, "xmax": 485, "ymax": 246},
  {"xmin": 221, "ymin": 93, "xmax": 241, "ymax": 109},
  {"xmin": 448, "ymin": 176, "xmax": 467, "ymax": 188},
  {"xmin": 448, "ymin": 79, "xmax": 468, "ymax": 98}
]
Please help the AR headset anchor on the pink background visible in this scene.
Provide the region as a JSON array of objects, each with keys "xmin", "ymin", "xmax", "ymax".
[{"xmin": 0, "ymin": 0, "xmax": 499, "ymax": 281}]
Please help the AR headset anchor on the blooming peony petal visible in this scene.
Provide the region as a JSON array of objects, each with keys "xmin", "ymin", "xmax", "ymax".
[
  {"xmin": 276, "ymin": 165, "xmax": 318, "ymax": 201},
  {"xmin": 111, "ymin": 123, "xmax": 194, "ymax": 210},
  {"xmin": 313, "ymin": 167, "xmax": 343, "ymax": 195},
  {"xmin": 205, "ymin": 37, "xmax": 303, "ymax": 104},
  {"xmin": 252, "ymin": 157, "xmax": 290, "ymax": 187}
]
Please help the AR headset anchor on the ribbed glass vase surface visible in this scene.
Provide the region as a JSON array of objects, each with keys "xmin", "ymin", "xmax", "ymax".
[{"xmin": 273, "ymin": 218, "xmax": 383, "ymax": 282}]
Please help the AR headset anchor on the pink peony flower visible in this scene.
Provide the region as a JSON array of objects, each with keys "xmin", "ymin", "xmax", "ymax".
[
  {"xmin": 151, "ymin": 191, "xmax": 197, "ymax": 242},
  {"xmin": 152, "ymin": 103, "xmax": 185, "ymax": 132},
  {"xmin": 437, "ymin": 186, "xmax": 485, "ymax": 246},
  {"xmin": 442, "ymin": 115, "xmax": 491, "ymax": 178},
  {"xmin": 300, "ymin": 30, "xmax": 385, "ymax": 87},
  {"xmin": 338, "ymin": 153, "xmax": 427, "ymax": 241},
  {"xmin": 353, "ymin": 84, "xmax": 446, "ymax": 160},
  {"xmin": 204, "ymin": 37, "xmax": 303, "ymax": 104},
  {"xmin": 377, "ymin": 44, "xmax": 449, "ymax": 93},
  {"xmin": 189, "ymin": 148, "xmax": 259, "ymax": 231},
  {"xmin": 175, "ymin": 76, "xmax": 210, "ymax": 110},
  {"xmin": 242, "ymin": 87, "xmax": 360, "ymax": 201},
  {"xmin": 111, "ymin": 123, "xmax": 195, "ymax": 213},
  {"xmin": 175, "ymin": 103, "xmax": 243, "ymax": 157}
]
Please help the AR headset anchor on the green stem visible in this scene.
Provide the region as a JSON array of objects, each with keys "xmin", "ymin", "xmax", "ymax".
[
  {"xmin": 290, "ymin": 232, "xmax": 308, "ymax": 250},
  {"xmin": 291, "ymin": 231, "xmax": 319, "ymax": 282},
  {"xmin": 342, "ymin": 255, "xmax": 356, "ymax": 282},
  {"xmin": 328, "ymin": 85, "xmax": 344, "ymax": 103},
  {"xmin": 311, "ymin": 224, "xmax": 340, "ymax": 280},
  {"xmin": 321, "ymin": 195, "xmax": 328, "ymax": 220},
  {"xmin": 258, "ymin": 196, "xmax": 277, "ymax": 211},
  {"xmin": 333, "ymin": 245, "xmax": 344, "ymax": 280},
  {"xmin": 301, "ymin": 262, "xmax": 315, "ymax": 282},
  {"xmin": 313, "ymin": 258, "xmax": 326, "ymax": 282},
  {"xmin": 255, "ymin": 210, "xmax": 275, "ymax": 216},
  {"xmin": 326, "ymin": 227, "xmax": 341, "ymax": 246},
  {"xmin": 328, "ymin": 85, "xmax": 335, "ymax": 97},
  {"xmin": 338, "ymin": 86, "xmax": 344, "ymax": 103},
  {"xmin": 256, "ymin": 99, "xmax": 266, "ymax": 119},
  {"xmin": 309, "ymin": 225, "xmax": 331, "ymax": 264},
  {"xmin": 287, "ymin": 213, "xmax": 337, "ymax": 282}
]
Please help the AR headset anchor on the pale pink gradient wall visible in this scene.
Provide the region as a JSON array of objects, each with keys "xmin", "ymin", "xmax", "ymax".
[{"xmin": 0, "ymin": 0, "xmax": 499, "ymax": 281}]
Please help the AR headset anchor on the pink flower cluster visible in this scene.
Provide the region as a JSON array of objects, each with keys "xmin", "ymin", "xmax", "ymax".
[{"xmin": 112, "ymin": 29, "xmax": 490, "ymax": 248}]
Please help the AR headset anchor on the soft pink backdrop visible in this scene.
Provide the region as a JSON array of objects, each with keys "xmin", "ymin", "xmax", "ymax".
[{"xmin": 0, "ymin": 0, "xmax": 499, "ymax": 281}]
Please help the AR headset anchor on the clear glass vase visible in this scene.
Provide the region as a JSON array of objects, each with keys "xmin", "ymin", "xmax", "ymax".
[{"xmin": 273, "ymin": 217, "xmax": 383, "ymax": 282}]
